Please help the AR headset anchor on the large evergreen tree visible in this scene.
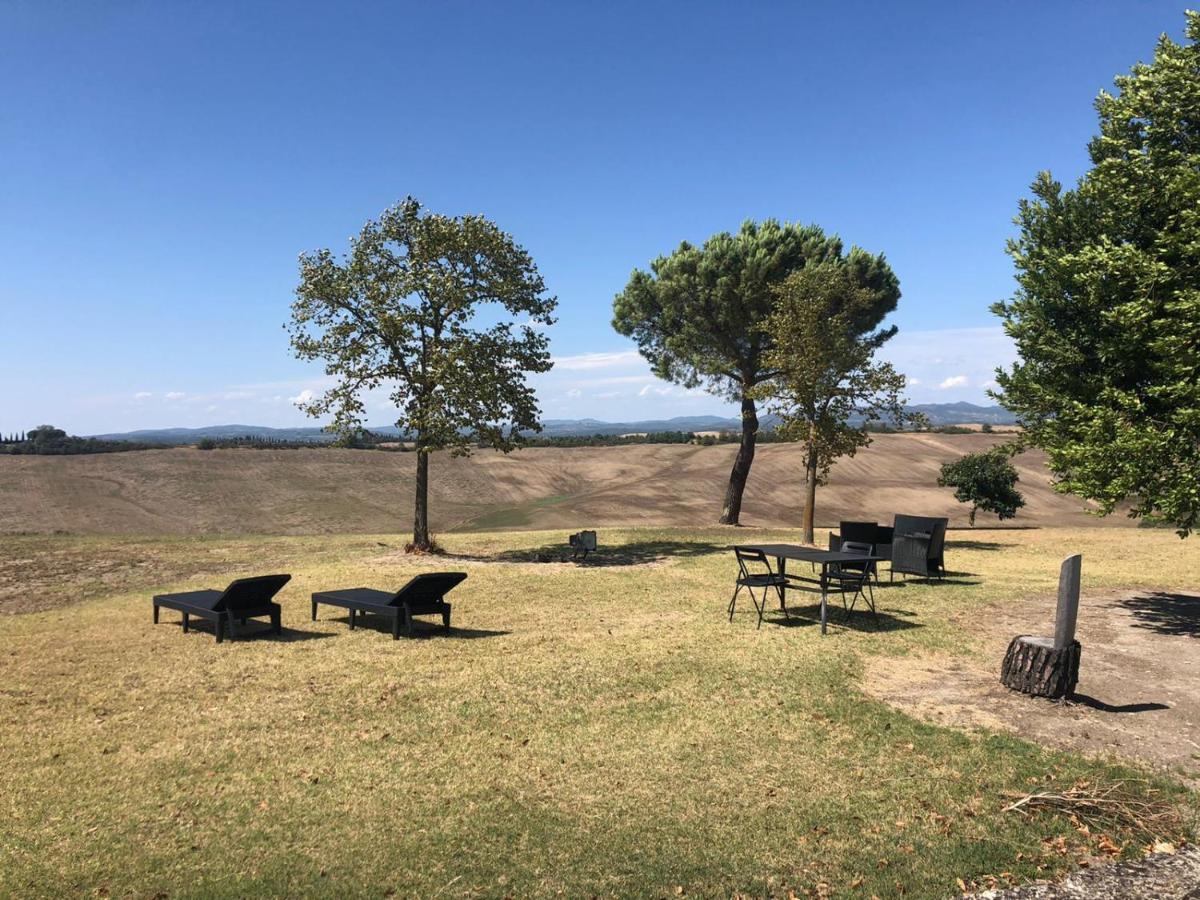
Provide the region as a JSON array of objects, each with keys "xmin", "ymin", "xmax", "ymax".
[
  {"xmin": 613, "ymin": 221, "xmax": 898, "ymax": 525},
  {"xmin": 289, "ymin": 198, "xmax": 556, "ymax": 551},
  {"xmin": 993, "ymin": 12, "xmax": 1200, "ymax": 536}
]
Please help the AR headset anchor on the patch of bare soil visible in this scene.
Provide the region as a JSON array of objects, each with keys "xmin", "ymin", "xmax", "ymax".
[{"xmin": 865, "ymin": 588, "xmax": 1200, "ymax": 783}]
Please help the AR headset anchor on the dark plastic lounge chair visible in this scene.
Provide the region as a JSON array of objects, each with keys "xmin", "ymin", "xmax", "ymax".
[
  {"xmin": 311, "ymin": 572, "xmax": 467, "ymax": 639},
  {"xmin": 152, "ymin": 574, "xmax": 291, "ymax": 643}
]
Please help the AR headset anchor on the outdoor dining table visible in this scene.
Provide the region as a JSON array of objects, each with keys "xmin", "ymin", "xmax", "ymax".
[{"xmin": 733, "ymin": 544, "xmax": 881, "ymax": 635}]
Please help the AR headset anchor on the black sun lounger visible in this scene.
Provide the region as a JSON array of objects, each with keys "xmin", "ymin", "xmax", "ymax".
[
  {"xmin": 310, "ymin": 572, "xmax": 467, "ymax": 639},
  {"xmin": 152, "ymin": 574, "xmax": 291, "ymax": 643}
]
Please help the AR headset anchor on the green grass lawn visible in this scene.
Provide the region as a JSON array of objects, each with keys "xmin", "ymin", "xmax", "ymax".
[{"xmin": 0, "ymin": 527, "xmax": 1196, "ymax": 898}]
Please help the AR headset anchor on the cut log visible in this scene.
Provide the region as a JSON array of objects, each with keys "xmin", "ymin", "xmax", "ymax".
[{"xmin": 1000, "ymin": 635, "xmax": 1081, "ymax": 699}]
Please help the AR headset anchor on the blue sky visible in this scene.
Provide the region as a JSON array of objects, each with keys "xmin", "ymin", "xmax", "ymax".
[{"xmin": 0, "ymin": 1, "xmax": 1189, "ymax": 433}]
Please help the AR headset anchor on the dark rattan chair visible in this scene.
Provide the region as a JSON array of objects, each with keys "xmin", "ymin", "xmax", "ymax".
[
  {"xmin": 152, "ymin": 574, "xmax": 291, "ymax": 643},
  {"xmin": 311, "ymin": 572, "xmax": 467, "ymax": 639},
  {"xmin": 827, "ymin": 540, "xmax": 877, "ymax": 622},
  {"xmin": 891, "ymin": 515, "xmax": 949, "ymax": 579},
  {"xmin": 728, "ymin": 547, "xmax": 788, "ymax": 629}
]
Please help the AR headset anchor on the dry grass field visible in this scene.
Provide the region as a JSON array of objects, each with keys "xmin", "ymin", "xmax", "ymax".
[
  {"xmin": 1, "ymin": 526, "xmax": 1196, "ymax": 898},
  {"xmin": 0, "ymin": 434, "xmax": 1128, "ymax": 536}
]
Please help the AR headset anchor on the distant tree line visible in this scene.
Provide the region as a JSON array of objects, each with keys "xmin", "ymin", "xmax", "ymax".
[
  {"xmin": 195, "ymin": 429, "xmax": 411, "ymax": 450},
  {"xmin": 0, "ymin": 425, "xmax": 157, "ymax": 455},
  {"xmin": 519, "ymin": 430, "xmax": 734, "ymax": 448},
  {"xmin": 195, "ymin": 435, "xmax": 336, "ymax": 450},
  {"xmin": 0, "ymin": 424, "xmax": 1000, "ymax": 456}
]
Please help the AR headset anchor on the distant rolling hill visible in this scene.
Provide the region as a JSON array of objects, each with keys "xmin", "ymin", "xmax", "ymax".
[
  {"xmin": 88, "ymin": 403, "xmax": 1018, "ymax": 444},
  {"xmin": 0, "ymin": 432, "xmax": 1118, "ymax": 537},
  {"xmin": 904, "ymin": 402, "xmax": 1018, "ymax": 426}
]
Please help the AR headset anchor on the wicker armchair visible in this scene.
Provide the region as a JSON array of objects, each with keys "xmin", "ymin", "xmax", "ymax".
[{"xmin": 890, "ymin": 515, "xmax": 949, "ymax": 579}]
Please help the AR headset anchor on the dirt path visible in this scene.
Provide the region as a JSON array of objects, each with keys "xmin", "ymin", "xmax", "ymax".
[{"xmin": 866, "ymin": 588, "xmax": 1200, "ymax": 783}]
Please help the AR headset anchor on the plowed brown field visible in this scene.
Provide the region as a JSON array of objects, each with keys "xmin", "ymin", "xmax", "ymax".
[{"xmin": 0, "ymin": 433, "xmax": 1128, "ymax": 535}]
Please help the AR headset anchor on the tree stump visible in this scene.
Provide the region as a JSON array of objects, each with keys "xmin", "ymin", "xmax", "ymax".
[{"xmin": 1000, "ymin": 635, "xmax": 1081, "ymax": 699}]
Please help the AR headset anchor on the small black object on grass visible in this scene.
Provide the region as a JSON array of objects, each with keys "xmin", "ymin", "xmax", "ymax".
[
  {"xmin": 152, "ymin": 574, "xmax": 291, "ymax": 644},
  {"xmin": 568, "ymin": 530, "xmax": 597, "ymax": 561},
  {"xmin": 311, "ymin": 572, "xmax": 467, "ymax": 640}
]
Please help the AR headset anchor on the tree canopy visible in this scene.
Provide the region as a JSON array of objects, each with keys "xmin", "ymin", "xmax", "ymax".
[
  {"xmin": 753, "ymin": 264, "xmax": 906, "ymax": 542},
  {"xmin": 937, "ymin": 448, "xmax": 1025, "ymax": 526},
  {"xmin": 612, "ymin": 220, "xmax": 898, "ymax": 525},
  {"xmin": 288, "ymin": 198, "xmax": 556, "ymax": 549},
  {"xmin": 993, "ymin": 11, "xmax": 1200, "ymax": 536}
]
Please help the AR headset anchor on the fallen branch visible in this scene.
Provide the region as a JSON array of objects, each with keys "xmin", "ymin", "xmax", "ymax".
[{"xmin": 1001, "ymin": 780, "xmax": 1186, "ymax": 840}]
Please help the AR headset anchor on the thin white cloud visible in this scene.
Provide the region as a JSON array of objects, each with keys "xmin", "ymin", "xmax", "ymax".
[
  {"xmin": 551, "ymin": 349, "xmax": 643, "ymax": 371},
  {"xmin": 938, "ymin": 375, "xmax": 969, "ymax": 390},
  {"xmin": 638, "ymin": 384, "xmax": 674, "ymax": 398},
  {"xmin": 568, "ymin": 374, "xmax": 655, "ymax": 387},
  {"xmin": 882, "ymin": 326, "xmax": 1014, "ymax": 403},
  {"xmin": 70, "ymin": 327, "xmax": 1016, "ymax": 433}
]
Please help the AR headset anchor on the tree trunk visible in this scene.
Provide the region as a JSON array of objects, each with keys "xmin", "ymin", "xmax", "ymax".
[
  {"xmin": 1000, "ymin": 635, "xmax": 1081, "ymax": 699},
  {"xmin": 801, "ymin": 432, "xmax": 818, "ymax": 544},
  {"xmin": 412, "ymin": 446, "xmax": 431, "ymax": 551},
  {"xmin": 719, "ymin": 394, "xmax": 759, "ymax": 525}
]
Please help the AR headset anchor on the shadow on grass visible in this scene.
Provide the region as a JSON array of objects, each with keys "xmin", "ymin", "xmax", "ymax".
[
  {"xmin": 758, "ymin": 602, "xmax": 924, "ymax": 633},
  {"xmin": 455, "ymin": 539, "xmax": 731, "ymax": 567},
  {"xmin": 324, "ymin": 614, "xmax": 510, "ymax": 640},
  {"xmin": 160, "ymin": 621, "xmax": 336, "ymax": 643},
  {"xmin": 877, "ymin": 575, "xmax": 982, "ymax": 589},
  {"xmin": 945, "ymin": 540, "xmax": 1012, "ymax": 551},
  {"xmin": 886, "ymin": 571, "xmax": 982, "ymax": 586},
  {"xmin": 1117, "ymin": 592, "xmax": 1200, "ymax": 638},
  {"xmin": 1069, "ymin": 693, "xmax": 1170, "ymax": 714}
]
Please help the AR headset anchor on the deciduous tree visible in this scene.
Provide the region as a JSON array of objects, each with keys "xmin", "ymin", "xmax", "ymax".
[
  {"xmin": 993, "ymin": 12, "xmax": 1200, "ymax": 536},
  {"xmin": 937, "ymin": 449, "xmax": 1025, "ymax": 526},
  {"xmin": 288, "ymin": 198, "xmax": 556, "ymax": 551},
  {"xmin": 753, "ymin": 265, "xmax": 907, "ymax": 543}
]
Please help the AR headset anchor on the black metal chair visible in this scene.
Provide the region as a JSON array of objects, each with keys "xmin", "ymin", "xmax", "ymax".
[
  {"xmin": 827, "ymin": 541, "xmax": 877, "ymax": 623},
  {"xmin": 891, "ymin": 515, "xmax": 949, "ymax": 579},
  {"xmin": 152, "ymin": 574, "xmax": 291, "ymax": 643},
  {"xmin": 311, "ymin": 572, "xmax": 467, "ymax": 639},
  {"xmin": 728, "ymin": 547, "xmax": 788, "ymax": 629}
]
